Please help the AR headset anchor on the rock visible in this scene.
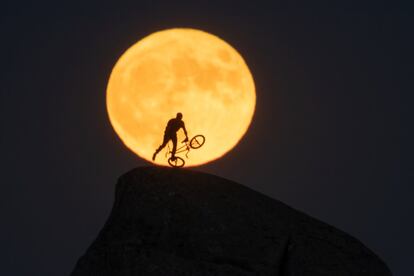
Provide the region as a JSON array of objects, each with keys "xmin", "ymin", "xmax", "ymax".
[{"xmin": 71, "ymin": 166, "xmax": 391, "ymax": 275}]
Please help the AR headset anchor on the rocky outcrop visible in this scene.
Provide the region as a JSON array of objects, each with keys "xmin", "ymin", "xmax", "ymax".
[{"xmin": 72, "ymin": 166, "xmax": 391, "ymax": 275}]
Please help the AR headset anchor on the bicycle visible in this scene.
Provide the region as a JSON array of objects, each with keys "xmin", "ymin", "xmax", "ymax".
[{"xmin": 165, "ymin": 134, "xmax": 205, "ymax": 168}]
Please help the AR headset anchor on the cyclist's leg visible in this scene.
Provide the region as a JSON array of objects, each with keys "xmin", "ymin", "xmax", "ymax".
[
  {"xmin": 171, "ymin": 134, "xmax": 177, "ymax": 159},
  {"xmin": 153, "ymin": 134, "xmax": 170, "ymax": 160}
]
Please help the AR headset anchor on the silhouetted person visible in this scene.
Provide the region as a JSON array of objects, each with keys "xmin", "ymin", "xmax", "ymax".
[{"xmin": 153, "ymin": 112, "xmax": 188, "ymax": 161}]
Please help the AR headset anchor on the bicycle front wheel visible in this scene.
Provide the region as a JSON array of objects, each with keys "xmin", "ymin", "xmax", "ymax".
[
  {"xmin": 168, "ymin": 156, "xmax": 185, "ymax": 168},
  {"xmin": 190, "ymin": 135, "xmax": 205, "ymax": 149}
]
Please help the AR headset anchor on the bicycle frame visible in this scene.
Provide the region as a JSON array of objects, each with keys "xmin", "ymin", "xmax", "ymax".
[
  {"xmin": 163, "ymin": 135, "xmax": 205, "ymax": 168},
  {"xmin": 165, "ymin": 141, "xmax": 191, "ymax": 159}
]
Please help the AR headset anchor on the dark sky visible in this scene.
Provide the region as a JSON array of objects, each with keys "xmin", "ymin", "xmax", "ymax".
[{"xmin": 1, "ymin": 2, "xmax": 409, "ymax": 275}]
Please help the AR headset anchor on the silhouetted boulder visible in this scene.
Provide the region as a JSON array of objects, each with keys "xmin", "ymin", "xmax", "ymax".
[{"xmin": 71, "ymin": 167, "xmax": 391, "ymax": 275}]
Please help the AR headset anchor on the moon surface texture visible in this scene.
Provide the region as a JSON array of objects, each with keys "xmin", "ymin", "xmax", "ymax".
[{"xmin": 107, "ymin": 28, "xmax": 256, "ymax": 167}]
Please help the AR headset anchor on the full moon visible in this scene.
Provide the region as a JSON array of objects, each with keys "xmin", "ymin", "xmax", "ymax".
[{"xmin": 107, "ymin": 28, "xmax": 256, "ymax": 167}]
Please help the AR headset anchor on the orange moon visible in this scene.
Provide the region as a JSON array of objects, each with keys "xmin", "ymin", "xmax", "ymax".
[{"xmin": 106, "ymin": 28, "xmax": 256, "ymax": 167}]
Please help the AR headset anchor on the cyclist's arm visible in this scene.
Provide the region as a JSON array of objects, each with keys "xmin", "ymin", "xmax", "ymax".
[{"xmin": 181, "ymin": 122, "xmax": 188, "ymax": 140}]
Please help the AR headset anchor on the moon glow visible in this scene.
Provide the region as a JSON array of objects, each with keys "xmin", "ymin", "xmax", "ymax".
[{"xmin": 107, "ymin": 28, "xmax": 256, "ymax": 166}]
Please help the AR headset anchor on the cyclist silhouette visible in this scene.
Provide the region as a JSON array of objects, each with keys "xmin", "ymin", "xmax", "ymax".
[{"xmin": 153, "ymin": 112, "xmax": 189, "ymax": 161}]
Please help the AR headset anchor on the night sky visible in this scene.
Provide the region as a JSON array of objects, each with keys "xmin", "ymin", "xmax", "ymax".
[{"xmin": 1, "ymin": 2, "xmax": 408, "ymax": 275}]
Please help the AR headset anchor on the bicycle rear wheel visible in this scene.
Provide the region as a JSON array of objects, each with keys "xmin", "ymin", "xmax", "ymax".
[
  {"xmin": 190, "ymin": 135, "xmax": 205, "ymax": 149},
  {"xmin": 168, "ymin": 156, "xmax": 185, "ymax": 168}
]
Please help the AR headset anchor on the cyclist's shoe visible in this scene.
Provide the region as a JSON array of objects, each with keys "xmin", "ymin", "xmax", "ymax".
[{"xmin": 152, "ymin": 152, "xmax": 157, "ymax": 161}]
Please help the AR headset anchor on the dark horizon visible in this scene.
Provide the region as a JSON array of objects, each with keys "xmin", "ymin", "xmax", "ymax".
[{"xmin": 1, "ymin": 2, "xmax": 408, "ymax": 275}]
